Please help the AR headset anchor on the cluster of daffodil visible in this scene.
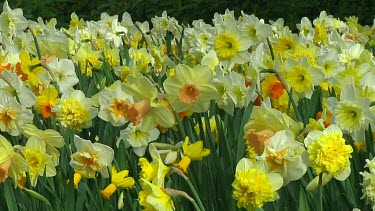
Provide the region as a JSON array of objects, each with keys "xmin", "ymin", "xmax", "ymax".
[{"xmin": 2, "ymin": 0, "xmax": 375, "ymax": 210}]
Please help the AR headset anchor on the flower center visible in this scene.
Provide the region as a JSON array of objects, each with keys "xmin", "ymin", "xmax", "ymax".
[
  {"xmin": 269, "ymin": 81, "xmax": 284, "ymax": 98},
  {"xmin": 215, "ymin": 33, "xmax": 239, "ymax": 59},
  {"xmin": 0, "ymin": 108, "xmax": 15, "ymax": 128},
  {"xmin": 179, "ymin": 83, "xmax": 200, "ymax": 104}
]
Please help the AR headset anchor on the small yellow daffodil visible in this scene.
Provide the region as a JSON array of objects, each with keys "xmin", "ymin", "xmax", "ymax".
[
  {"xmin": 175, "ymin": 137, "xmax": 210, "ymax": 173},
  {"xmin": 100, "ymin": 166, "xmax": 135, "ymax": 200}
]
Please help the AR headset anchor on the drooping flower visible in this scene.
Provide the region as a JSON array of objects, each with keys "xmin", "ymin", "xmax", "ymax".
[
  {"xmin": 163, "ymin": 64, "xmax": 218, "ymax": 113},
  {"xmin": 174, "ymin": 137, "xmax": 210, "ymax": 174},
  {"xmin": 139, "ymin": 179, "xmax": 175, "ymax": 211},
  {"xmin": 100, "ymin": 166, "xmax": 135, "ymax": 200},
  {"xmin": 52, "ymin": 89, "xmax": 98, "ymax": 131},
  {"xmin": 304, "ymin": 124, "xmax": 353, "ymax": 180},
  {"xmin": 138, "ymin": 144, "xmax": 170, "ymax": 187},
  {"xmin": 70, "ymin": 135, "xmax": 114, "ymax": 178},
  {"xmin": 232, "ymin": 158, "xmax": 283, "ymax": 210},
  {"xmin": 122, "ymin": 74, "xmax": 175, "ymax": 130}
]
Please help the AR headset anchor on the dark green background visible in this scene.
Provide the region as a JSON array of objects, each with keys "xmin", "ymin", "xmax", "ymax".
[{"xmin": 3, "ymin": 0, "xmax": 375, "ymax": 30}]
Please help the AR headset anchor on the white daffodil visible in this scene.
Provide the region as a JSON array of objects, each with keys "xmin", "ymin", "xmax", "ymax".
[
  {"xmin": 70, "ymin": 135, "xmax": 114, "ymax": 178},
  {"xmin": 260, "ymin": 130, "xmax": 307, "ymax": 185},
  {"xmin": 239, "ymin": 13, "xmax": 272, "ymax": 46},
  {"xmin": 98, "ymin": 81, "xmax": 134, "ymax": 127},
  {"xmin": 326, "ymin": 84, "xmax": 375, "ymax": 141},
  {"xmin": 116, "ymin": 123, "xmax": 160, "ymax": 157},
  {"xmin": 47, "ymin": 57, "xmax": 79, "ymax": 93},
  {"xmin": 208, "ymin": 19, "xmax": 251, "ymax": 70},
  {"xmin": 0, "ymin": 91, "xmax": 33, "ymax": 136}
]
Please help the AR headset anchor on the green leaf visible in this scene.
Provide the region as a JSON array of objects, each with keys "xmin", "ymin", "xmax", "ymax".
[
  {"xmin": 299, "ymin": 188, "xmax": 310, "ymax": 211},
  {"xmin": 4, "ymin": 180, "xmax": 18, "ymax": 211}
]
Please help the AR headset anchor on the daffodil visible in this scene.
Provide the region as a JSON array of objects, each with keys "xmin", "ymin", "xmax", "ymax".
[
  {"xmin": 304, "ymin": 124, "xmax": 353, "ymax": 181},
  {"xmin": 360, "ymin": 157, "xmax": 375, "ymax": 209},
  {"xmin": 21, "ymin": 136, "xmax": 56, "ymax": 187},
  {"xmin": 326, "ymin": 84, "xmax": 375, "ymax": 142},
  {"xmin": 163, "ymin": 64, "xmax": 218, "ymax": 114},
  {"xmin": 232, "ymin": 158, "xmax": 283, "ymax": 210},
  {"xmin": 209, "ymin": 19, "xmax": 251, "ymax": 70},
  {"xmin": 34, "ymin": 87, "xmax": 60, "ymax": 119},
  {"xmin": 21, "ymin": 124, "xmax": 65, "ymax": 166},
  {"xmin": 260, "ymin": 130, "xmax": 307, "ymax": 185},
  {"xmin": 100, "ymin": 166, "xmax": 135, "ymax": 200},
  {"xmin": 0, "ymin": 134, "xmax": 28, "ymax": 187},
  {"xmin": 70, "ymin": 135, "xmax": 114, "ymax": 178},
  {"xmin": 98, "ymin": 81, "xmax": 134, "ymax": 127},
  {"xmin": 239, "ymin": 13, "xmax": 272, "ymax": 46},
  {"xmin": 174, "ymin": 137, "xmax": 210, "ymax": 173},
  {"xmin": 0, "ymin": 91, "xmax": 33, "ymax": 136},
  {"xmin": 52, "ymin": 89, "xmax": 98, "ymax": 131},
  {"xmin": 285, "ymin": 56, "xmax": 324, "ymax": 99},
  {"xmin": 0, "ymin": 70, "xmax": 37, "ymax": 108},
  {"xmin": 243, "ymin": 98, "xmax": 303, "ymax": 143},
  {"xmin": 0, "ymin": 1, "xmax": 28, "ymax": 38},
  {"xmin": 74, "ymin": 42, "xmax": 102, "ymax": 76},
  {"xmin": 139, "ymin": 179, "xmax": 175, "ymax": 211},
  {"xmin": 47, "ymin": 57, "xmax": 79, "ymax": 93},
  {"xmin": 18, "ymin": 50, "xmax": 45, "ymax": 86},
  {"xmin": 138, "ymin": 144, "xmax": 170, "ymax": 187},
  {"xmin": 122, "ymin": 74, "xmax": 175, "ymax": 130},
  {"xmin": 116, "ymin": 123, "xmax": 160, "ymax": 157}
]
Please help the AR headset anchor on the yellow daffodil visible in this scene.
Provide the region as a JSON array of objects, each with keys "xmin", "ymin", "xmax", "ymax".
[
  {"xmin": 19, "ymin": 50, "xmax": 45, "ymax": 86},
  {"xmin": 21, "ymin": 136, "xmax": 56, "ymax": 187},
  {"xmin": 70, "ymin": 135, "xmax": 114, "ymax": 178},
  {"xmin": 139, "ymin": 144, "xmax": 170, "ymax": 187},
  {"xmin": 304, "ymin": 124, "xmax": 353, "ymax": 181},
  {"xmin": 232, "ymin": 158, "xmax": 283, "ymax": 210},
  {"xmin": 100, "ymin": 166, "xmax": 135, "ymax": 200},
  {"xmin": 52, "ymin": 89, "xmax": 98, "ymax": 131},
  {"xmin": 34, "ymin": 87, "xmax": 60, "ymax": 119},
  {"xmin": 139, "ymin": 179, "xmax": 175, "ymax": 211},
  {"xmin": 174, "ymin": 137, "xmax": 210, "ymax": 173},
  {"xmin": 21, "ymin": 124, "xmax": 65, "ymax": 166}
]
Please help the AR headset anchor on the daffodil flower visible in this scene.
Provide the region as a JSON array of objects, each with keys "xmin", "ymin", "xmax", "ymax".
[
  {"xmin": 100, "ymin": 166, "xmax": 135, "ymax": 200},
  {"xmin": 70, "ymin": 135, "xmax": 114, "ymax": 178},
  {"xmin": 175, "ymin": 137, "xmax": 210, "ymax": 173}
]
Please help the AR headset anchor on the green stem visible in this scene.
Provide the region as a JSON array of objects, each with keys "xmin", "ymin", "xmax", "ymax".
[
  {"xmin": 172, "ymin": 167, "xmax": 205, "ymax": 211},
  {"xmin": 173, "ymin": 109, "xmax": 186, "ymax": 139},
  {"xmin": 185, "ymin": 177, "xmax": 205, "ymax": 211},
  {"xmin": 318, "ymin": 173, "xmax": 323, "ymax": 211},
  {"xmin": 28, "ymin": 25, "xmax": 42, "ymax": 60}
]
